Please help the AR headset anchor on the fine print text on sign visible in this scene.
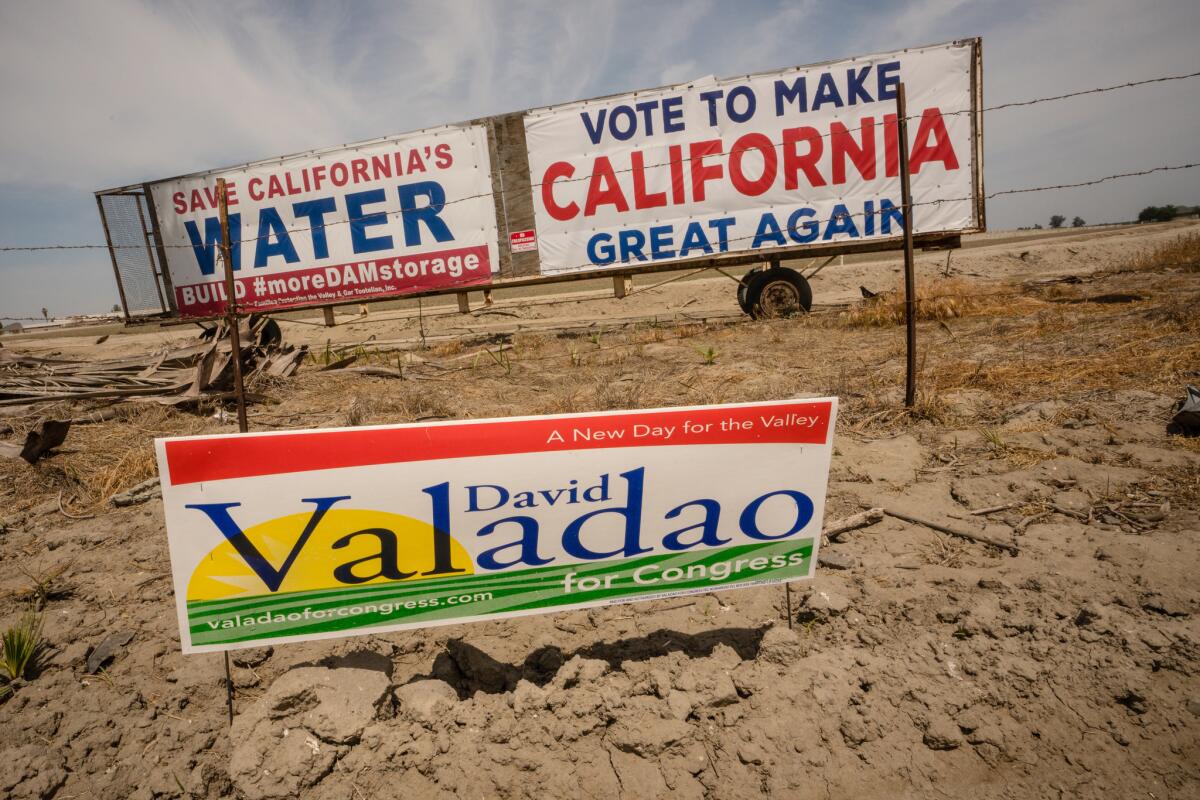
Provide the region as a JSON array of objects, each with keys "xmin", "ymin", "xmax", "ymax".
[
  {"xmin": 150, "ymin": 125, "xmax": 500, "ymax": 318},
  {"xmin": 155, "ymin": 399, "xmax": 838, "ymax": 653},
  {"xmin": 523, "ymin": 40, "xmax": 977, "ymax": 274}
]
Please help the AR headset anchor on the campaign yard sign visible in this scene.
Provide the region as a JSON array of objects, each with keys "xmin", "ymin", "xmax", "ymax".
[
  {"xmin": 523, "ymin": 40, "xmax": 979, "ymax": 274},
  {"xmin": 150, "ymin": 125, "xmax": 499, "ymax": 318},
  {"xmin": 155, "ymin": 399, "xmax": 837, "ymax": 653}
]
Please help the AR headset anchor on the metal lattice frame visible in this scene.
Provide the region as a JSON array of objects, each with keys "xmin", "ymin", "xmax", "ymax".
[{"xmin": 97, "ymin": 192, "xmax": 170, "ymax": 317}]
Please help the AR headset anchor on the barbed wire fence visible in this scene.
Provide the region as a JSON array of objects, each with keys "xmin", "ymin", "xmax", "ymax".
[{"xmin": 1, "ymin": 67, "xmax": 1197, "ymax": 326}]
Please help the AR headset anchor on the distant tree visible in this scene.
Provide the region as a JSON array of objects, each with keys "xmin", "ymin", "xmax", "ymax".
[
  {"xmin": 1049, "ymin": 215, "xmax": 1066, "ymax": 229},
  {"xmin": 111, "ymin": 304, "xmax": 120, "ymax": 313},
  {"xmin": 41, "ymin": 307, "xmax": 48, "ymax": 321},
  {"xmin": 1033, "ymin": 223, "xmax": 1043, "ymax": 230},
  {"xmin": 1138, "ymin": 205, "xmax": 1179, "ymax": 223},
  {"xmin": 1071, "ymin": 216, "xmax": 1086, "ymax": 228}
]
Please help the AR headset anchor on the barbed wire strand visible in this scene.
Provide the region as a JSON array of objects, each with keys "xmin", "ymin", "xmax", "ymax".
[{"xmin": 0, "ymin": 68, "xmax": 1197, "ymax": 254}]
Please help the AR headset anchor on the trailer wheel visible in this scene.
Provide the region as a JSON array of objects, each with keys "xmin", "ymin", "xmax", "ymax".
[
  {"xmin": 746, "ymin": 268, "xmax": 812, "ymax": 318},
  {"xmin": 736, "ymin": 268, "xmax": 760, "ymax": 314}
]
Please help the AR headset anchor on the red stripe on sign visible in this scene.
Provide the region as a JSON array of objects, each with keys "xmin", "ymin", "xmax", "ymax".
[{"xmin": 165, "ymin": 401, "xmax": 832, "ymax": 486}]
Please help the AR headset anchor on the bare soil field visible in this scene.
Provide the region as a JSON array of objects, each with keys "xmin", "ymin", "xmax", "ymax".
[{"xmin": 1, "ymin": 221, "xmax": 1198, "ymax": 799}]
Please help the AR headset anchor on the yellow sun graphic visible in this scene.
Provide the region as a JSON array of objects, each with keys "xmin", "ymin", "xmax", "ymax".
[{"xmin": 187, "ymin": 508, "xmax": 473, "ymax": 601}]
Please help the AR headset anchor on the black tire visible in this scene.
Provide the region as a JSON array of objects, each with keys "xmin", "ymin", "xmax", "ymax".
[
  {"xmin": 736, "ymin": 268, "xmax": 760, "ymax": 314},
  {"xmin": 745, "ymin": 268, "xmax": 812, "ymax": 318}
]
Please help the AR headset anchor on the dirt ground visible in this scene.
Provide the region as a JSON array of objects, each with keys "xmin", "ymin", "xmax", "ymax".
[{"xmin": 1, "ymin": 221, "xmax": 1198, "ymax": 799}]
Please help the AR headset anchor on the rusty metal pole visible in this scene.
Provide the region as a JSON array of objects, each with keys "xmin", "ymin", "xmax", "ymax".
[
  {"xmin": 216, "ymin": 177, "xmax": 246, "ymax": 726},
  {"xmin": 218, "ymin": 179, "xmax": 249, "ymax": 434},
  {"xmin": 896, "ymin": 83, "xmax": 918, "ymax": 408}
]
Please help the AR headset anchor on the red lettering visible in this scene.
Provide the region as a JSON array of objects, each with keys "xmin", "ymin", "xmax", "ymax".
[
  {"xmin": 584, "ymin": 157, "xmax": 629, "ymax": 217},
  {"xmin": 406, "ymin": 151, "xmax": 426, "ymax": 173},
  {"xmin": 267, "ymin": 175, "xmax": 285, "ymax": 199},
  {"xmin": 830, "ymin": 118, "xmax": 875, "ymax": 184},
  {"xmin": 728, "ymin": 133, "xmax": 777, "ymax": 197},
  {"xmin": 247, "ymin": 178, "xmax": 264, "ymax": 202},
  {"xmin": 172, "ymin": 192, "xmax": 186, "ymax": 215},
  {"xmin": 782, "ymin": 127, "xmax": 825, "ymax": 189},
  {"xmin": 350, "ymin": 159, "xmax": 370, "ymax": 184},
  {"xmin": 689, "ymin": 140, "xmax": 724, "ymax": 202},
  {"xmin": 312, "ymin": 165, "xmax": 327, "ymax": 191},
  {"xmin": 883, "ymin": 114, "xmax": 898, "ymax": 177},
  {"xmin": 668, "ymin": 145, "xmax": 686, "ymax": 205},
  {"xmin": 434, "ymin": 143, "xmax": 453, "ymax": 168},
  {"xmin": 370, "ymin": 155, "xmax": 392, "ymax": 181},
  {"xmin": 330, "ymin": 163, "xmax": 349, "ymax": 187},
  {"xmin": 908, "ymin": 108, "xmax": 959, "ymax": 173},
  {"xmin": 631, "ymin": 151, "xmax": 666, "ymax": 210},
  {"xmin": 542, "ymin": 162, "xmax": 579, "ymax": 221},
  {"xmin": 284, "ymin": 172, "xmax": 301, "ymax": 195}
]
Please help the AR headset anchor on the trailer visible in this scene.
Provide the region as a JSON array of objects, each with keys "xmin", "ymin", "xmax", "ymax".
[{"xmin": 95, "ymin": 38, "xmax": 983, "ymax": 324}]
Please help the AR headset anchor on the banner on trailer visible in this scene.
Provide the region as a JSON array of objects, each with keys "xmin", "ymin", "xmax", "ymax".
[
  {"xmin": 524, "ymin": 40, "xmax": 978, "ymax": 274},
  {"xmin": 149, "ymin": 125, "xmax": 499, "ymax": 318},
  {"xmin": 155, "ymin": 399, "xmax": 838, "ymax": 653}
]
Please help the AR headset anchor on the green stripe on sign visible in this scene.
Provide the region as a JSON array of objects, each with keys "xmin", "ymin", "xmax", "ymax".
[{"xmin": 187, "ymin": 540, "xmax": 813, "ymax": 646}]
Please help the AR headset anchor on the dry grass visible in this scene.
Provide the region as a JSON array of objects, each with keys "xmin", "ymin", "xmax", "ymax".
[
  {"xmin": 1130, "ymin": 232, "xmax": 1200, "ymax": 272},
  {"xmin": 839, "ymin": 278, "xmax": 1038, "ymax": 327},
  {"xmin": 0, "ymin": 404, "xmax": 210, "ymax": 517}
]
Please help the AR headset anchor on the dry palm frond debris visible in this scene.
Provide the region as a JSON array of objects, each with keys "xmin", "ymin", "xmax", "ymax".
[{"xmin": 0, "ymin": 316, "xmax": 306, "ymax": 410}]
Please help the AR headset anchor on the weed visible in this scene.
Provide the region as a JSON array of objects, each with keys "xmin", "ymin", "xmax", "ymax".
[
  {"xmin": 979, "ymin": 427, "xmax": 1008, "ymax": 454},
  {"xmin": 484, "ymin": 347, "xmax": 513, "ymax": 375},
  {"xmin": 697, "ymin": 346, "xmax": 718, "ymax": 365},
  {"xmin": 1130, "ymin": 232, "xmax": 1200, "ymax": 272},
  {"xmin": 1, "ymin": 611, "xmax": 44, "ymax": 683},
  {"xmin": 568, "ymin": 346, "xmax": 582, "ymax": 368},
  {"xmin": 16, "ymin": 562, "xmax": 73, "ymax": 609}
]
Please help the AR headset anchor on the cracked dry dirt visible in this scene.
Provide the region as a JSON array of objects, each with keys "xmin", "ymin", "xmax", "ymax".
[{"xmin": 1, "ymin": 223, "xmax": 1198, "ymax": 799}]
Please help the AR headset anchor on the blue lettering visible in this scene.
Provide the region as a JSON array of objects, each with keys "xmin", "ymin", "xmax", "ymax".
[
  {"xmin": 739, "ymin": 490, "xmax": 813, "ymax": 540},
  {"xmin": 608, "ymin": 105, "xmax": 637, "ymax": 141},
  {"xmin": 877, "ymin": 61, "xmax": 900, "ymax": 101},
  {"xmin": 846, "ymin": 67, "xmax": 873, "ymax": 104},
  {"xmin": 398, "ymin": 181, "xmax": 453, "ymax": 246},
  {"xmin": 561, "ymin": 468, "xmax": 650, "ymax": 560},
  {"xmin": 648, "ymin": 225, "xmax": 675, "ymax": 259},
  {"xmin": 662, "ymin": 96, "xmax": 685, "ymax": 132},
  {"xmin": 588, "ymin": 232, "xmax": 615, "ymax": 265},
  {"xmin": 699, "ymin": 89, "xmax": 724, "ymax": 126},
  {"xmin": 880, "ymin": 198, "xmax": 904, "ymax": 234},
  {"xmin": 253, "ymin": 207, "xmax": 299, "ymax": 269},
  {"xmin": 185, "ymin": 214, "xmax": 240, "ymax": 276},
  {"xmin": 752, "ymin": 213, "xmax": 786, "ymax": 248},
  {"xmin": 346, "ymin": 188, "xmax": 394, "ymax": 254},
  {"xmin": 678, "ymin": 221, "xmax": 713, "ymax": 257},
  {"xmin": 774, "ymin": 76, "xmax": 807, "ymax": 115},
  {"xmin": 812, "ymin": 73, "xmax": 844, "ymax": 110},
  {"xmin": 580, "ymin": 109, "xmax": 607, "ymax": 145},
  {"xmin": 823, "ymin": 203, "xmax": 859, "ymax": 240},
  {"xmin": 787, "ymin": 208, "xmax": 819, "ymax": 243},
  {"xmin": 709, "ymin": 217, "xmax": 736, "ymax": 252},
  {"xmin": 467, "ymin": 484, "xmax": 509, "ymax": 512},
  {"xmin": 185, "ymin": 496, "xmax": 350, "ymax": 592},
  {"xmin": 292, "ymin": 197, "xmax": 337, "ymax": 259},
  {"xmin": 475, "ymin": 517, "xmax": 553, "ymax": 570},
  {"xmin": 727, "ymin": 85, "xmax": 756, "ymax": 123},
  {"xmin": 618, "ymin": 229, "xmax": 647, "ymax": 263}
]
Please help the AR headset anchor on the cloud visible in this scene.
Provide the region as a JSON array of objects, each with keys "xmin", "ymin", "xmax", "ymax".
[{"xmin": 1, "ymin": 0, "xmax": 1198, "ymax": 317}]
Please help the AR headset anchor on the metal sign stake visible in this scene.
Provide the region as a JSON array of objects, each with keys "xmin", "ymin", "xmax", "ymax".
[{"xmin": 217, "ymin": 177, "xmax": 249, "ymax": 725}]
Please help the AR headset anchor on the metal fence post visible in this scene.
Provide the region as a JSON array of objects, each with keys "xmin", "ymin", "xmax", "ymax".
[{"xmin": 896, "ymin": 84, "xmax": 918, "ymax": 408}]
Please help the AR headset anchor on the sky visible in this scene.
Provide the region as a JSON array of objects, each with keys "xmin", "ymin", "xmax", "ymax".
[{"xmin": 1, "ymin": 0, "xmax": 1197, "ymax": 319}]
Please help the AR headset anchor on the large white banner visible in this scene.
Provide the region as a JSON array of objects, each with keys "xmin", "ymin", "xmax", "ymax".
[
  {"xmin": 149, "ymin": 125, "xmax": 499, "ymax": 317},
  {"xmin": 156, "ymin": 399, "xmax": 836, "ymax": 653},
  {"xmin": 524, "ymin": 41, "xmax": 978, "ymax": 274}
]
